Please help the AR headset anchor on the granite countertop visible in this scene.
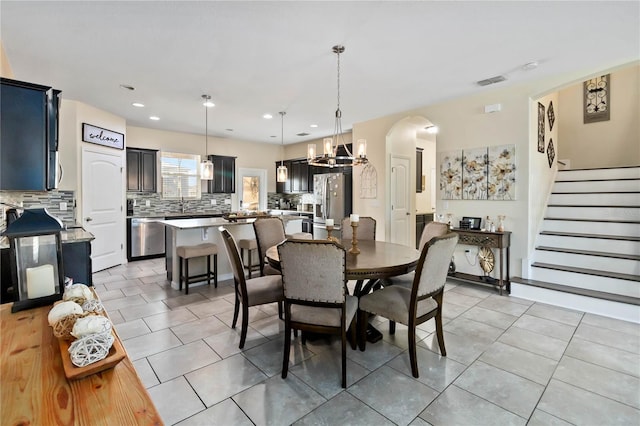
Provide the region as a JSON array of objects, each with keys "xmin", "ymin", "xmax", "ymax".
[
  {"xmin": 0, "ymin": 227, "xmax": 94, "ymax": 249},
  {"xmin": 160, "ymin": 215, "xmax": 303, "ymax": 230}
]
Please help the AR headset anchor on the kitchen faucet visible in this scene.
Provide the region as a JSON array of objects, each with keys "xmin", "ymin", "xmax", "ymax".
[{"xmin": 179, "ymin": 197, "xmax": 187, "ymax": 213}]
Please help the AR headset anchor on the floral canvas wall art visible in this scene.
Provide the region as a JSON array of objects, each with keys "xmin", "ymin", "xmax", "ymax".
[
  {"xmin": 439, "ymin": 150, "xmax": 462, "ymax": 200},
  {"xmin": 488, "ymin": 144, "xmax": 516, "ymax": 200},
  {"xmin": 462, "ymin": 147, "xmax": 488, "ymax": 200}
]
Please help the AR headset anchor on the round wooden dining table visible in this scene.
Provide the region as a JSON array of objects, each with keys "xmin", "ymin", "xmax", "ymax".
[{"xmin": 266, "ymin": 239, "xmax": 421, "ymax": 295}]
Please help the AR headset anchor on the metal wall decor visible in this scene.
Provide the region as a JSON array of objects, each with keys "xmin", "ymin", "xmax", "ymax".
[
  {"xmin": 547, "ymin": 138, "xmax": 555, "ymax": 168},
  {"xmin": 547, "ymin": 101, "xmax": 555, "ymax": 131},
  {"xmin": 359, "ymin": 163, "xmax": 377, "ymax": 199},
  {"xmin": 584, "ymin": 74, "xmax": 610, "ymax": 123},
  {"xmin": 537, "ymin": 102, "xmax": 545, "ymax": 153}
]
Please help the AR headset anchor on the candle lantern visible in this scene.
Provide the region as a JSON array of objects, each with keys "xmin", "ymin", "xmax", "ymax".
[{"xmin": 2, "ymin": 208, "xmax": 65, "ymax": 313}]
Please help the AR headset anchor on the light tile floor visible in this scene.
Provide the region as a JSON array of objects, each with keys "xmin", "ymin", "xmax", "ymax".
[{"xmin": 94, "ymin": 258, "xmax": 640, "ymax": 425}]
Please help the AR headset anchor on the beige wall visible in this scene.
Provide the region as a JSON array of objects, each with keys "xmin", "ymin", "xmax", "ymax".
[
  {"xmin": 0, "ymin": 41, "xmax": 14, "ymax": 78},
  {"xmin": 558, "ymin": 64, "xmax": 640, "ymax": 168}
]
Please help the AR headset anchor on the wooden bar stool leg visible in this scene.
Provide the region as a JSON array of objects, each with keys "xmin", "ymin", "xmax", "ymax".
[
  {"xmin": 214, "ymin": 254, "xmax": 218, "ymax": 288},
  {"xmin": 185, "ymin": 258, "xmax": 190, "ymax": 295},
  {"xmin": 207, "ymin": 255, "xmax": 211, "ymax": 287}
]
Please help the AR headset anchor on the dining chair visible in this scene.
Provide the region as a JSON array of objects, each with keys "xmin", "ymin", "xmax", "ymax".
[
  {"xmin": 340, "ymin": 216, "xmax": 376, "ymax": 241},
  {"xmin": 253, "ymin": 217, "xmax": 287, "ymax": 276},
  {"xmin": 219, "ymin": 227, "xmax": 284, "ymax": 349},
  {"xmin": 277, "ymin": 239, "xmax": 357, "ymax": 388},
  {"xmin": 357, "ymin": 232, "xmax": 458, "ymax": 378},
  {"xmin": 390, "ymin": 221, "xmax": 450, "ymax": 287}
]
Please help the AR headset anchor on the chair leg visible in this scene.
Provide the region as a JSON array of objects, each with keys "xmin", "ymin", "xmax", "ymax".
[
  {"xmin": 247, "ymin": 249, "xmax": 253, "ymax": 279},
  {"xmin": 278, "ymin": 301, "xmax": 283, "ymax": 320},
  {"xmin": 178, "ymin": 257, "xmax": 183, "ymax": 291},
  {"xmin": 301, "ymin": 332, "xmax": 306, "ymax": 345},
  {"xmin": 341, "ymin": 327, "xmax": 347, "ymax": 388},
  {"xmin": 408, "ymin": 321, "xmax": 419, "ymax": 378},
  {"xmin": 435, "ymin": 313, "xmax": 446, "ymax": 356},
  {"xmin": 239, "ymin": 303, "xmax": 249, "ymax": 349},
  {"xmin": 389, "ymin": 320, "xmax": 396, "ymax": 335},
  {"xmin": 184, "ymin": 258, "xmax": 190, "ymax": 295},
  {"xmin": 348, "ymin": 318, "xmax": 357, "ymax": 350},
  {"xmin": 357, "ymin": 310, "xmax": 368, "ymax": 351},
  {"xmin": 282, "ymin": 310, "xmax": 291, "ymax": 379},
  {"xmin": 232, "ymin": 291, "xmax": 240, "ymax": 329},
  {"xmin": 213, "ymin": 254, "xmax": 218, "ymax": 288}
]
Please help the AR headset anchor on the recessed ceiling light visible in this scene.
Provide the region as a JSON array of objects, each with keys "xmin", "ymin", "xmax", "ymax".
[
  {"xmin": 310, "ymin": 124, "xmax": 318, "ymax": 128},
  {"xmin": 149, "ymin": 116, "xmax": 160, "ymax": 121},
  {"xmin": 119, "ymin": 84, "xmax": 135, "ymax": 91},
  {"xmin": 263, "ymin": 114, "xmax": 273, "ymax": 119},
  {"xmin": 132, "ymin": 102, "xmax": 145, "ymax": 108},
  {"xmin": 522, "ymin": 61, "xmax": 539, "ymax": 71}
]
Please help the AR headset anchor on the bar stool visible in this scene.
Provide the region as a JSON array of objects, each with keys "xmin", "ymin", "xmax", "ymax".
[
  {"xmin": 176, "ymin": 243, "xmax": 218, "ymax": 294},
  {"xmin": 238, "ymin": 238, "xmax": 259, "ymax": 278}
]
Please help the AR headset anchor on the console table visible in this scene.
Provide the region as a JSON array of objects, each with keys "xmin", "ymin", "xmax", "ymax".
[{"xmin": 450, "ymin": 228, "xmax": 511, "ymax": 295}]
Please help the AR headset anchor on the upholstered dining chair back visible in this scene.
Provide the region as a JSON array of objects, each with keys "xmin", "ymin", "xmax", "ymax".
[
  {"xmin": 417, "ymin": 221, "xmax": 450, "ymax": 251},
  {"xmin": 340, "ymin": 216, "xmax": 376, "ymax": 241},
  {"xmin": 253, "ymin": 217, "xmax": 286, "ymax": 276},
  {"xmin": 278, "ymin": 239, "xmax": 346, "ymax": 303},
  {"xmin": 219, "ymin": 227, "xmax": 252, "ymax": 301},
  {"xmin": 414, "ymin": 232, "xmax": 459, "ymax": 297}
]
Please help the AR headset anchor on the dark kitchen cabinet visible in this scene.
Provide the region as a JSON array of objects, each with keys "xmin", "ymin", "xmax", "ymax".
[
  {"xmin": 127, "ymin": 148, "xmax": 157, "ymax": 192},
  {"xmin": 276, "ymin": 159, "xmax": 314, "ymax": 194},
  {"xmin": 0, "ymin": 78, "xmax": 60, "ymax": 191},
  {"xmin": 208, "ymin": 155, "xmax": 236, "ymax": 193},
  {"xmin": 416, "ymin": 147, "xmax": 423, "ymax": 193}
]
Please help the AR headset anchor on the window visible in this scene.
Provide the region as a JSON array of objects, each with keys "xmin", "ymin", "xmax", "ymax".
[{"xmin": 160, "ymin": 152, "xmax": 201, "ymax": 199}]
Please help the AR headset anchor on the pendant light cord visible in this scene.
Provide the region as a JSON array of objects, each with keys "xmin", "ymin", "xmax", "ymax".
[{"xmin": 280, "ymin": 111, "xmax": 286, "ymax": 166}]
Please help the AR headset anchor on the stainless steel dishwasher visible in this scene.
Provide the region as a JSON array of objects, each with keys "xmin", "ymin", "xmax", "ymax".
[{"xmin": 128, "ymin": 218, "xmax": 165, "ymax": 261}]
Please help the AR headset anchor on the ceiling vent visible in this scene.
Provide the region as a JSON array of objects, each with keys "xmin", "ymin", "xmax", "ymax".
[
  {"xmin": 476, "ymin": 75, "xmax": 507, "ymax": 87},
  {"xmin": 296, "ymin": 132, "xmax": 310, "ymax": 137}
]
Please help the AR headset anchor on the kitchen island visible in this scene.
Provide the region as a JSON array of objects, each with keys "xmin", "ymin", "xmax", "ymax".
[{"xmin": 159, "ymin": 215, "xmax": 303, "ymax": 288}]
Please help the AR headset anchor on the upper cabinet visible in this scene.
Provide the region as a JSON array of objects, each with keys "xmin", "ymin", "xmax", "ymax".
[
  {"xmin": 127, "ymin": 148, "xmax": 157, "ymax": 192},
  {"xmin": 0, "ymin": 78, "xmax": 60, "ymax": 191},
  {"xmin": 275, "ymin": 159, "xmax": 314, "ymax": 194},
  {"xmin": 208, "ymin": 155, "xmax": 236, "ymax": 193}
]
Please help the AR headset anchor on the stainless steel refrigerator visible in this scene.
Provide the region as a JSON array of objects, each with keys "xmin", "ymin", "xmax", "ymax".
[{"xmin": 312, "ymin": 172, "xmax": 352, "ymax": 239}]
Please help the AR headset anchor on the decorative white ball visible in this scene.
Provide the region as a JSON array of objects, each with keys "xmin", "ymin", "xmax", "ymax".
[
  {"xmin": 48, "ymin": 301, "xmax": 83, "ymax": 326},
  {"xmin": 71, "ymin": 315, "xmax": 112, "ymax": 339},
  {"xmin": 63, "ymin": 283, "xmax": 95, "ymax": 303}
]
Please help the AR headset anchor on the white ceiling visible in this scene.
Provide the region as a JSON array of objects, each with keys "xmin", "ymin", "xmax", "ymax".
[{"xmin": 1, "ymin": 1, "xmax": 638, "ymax": 145}]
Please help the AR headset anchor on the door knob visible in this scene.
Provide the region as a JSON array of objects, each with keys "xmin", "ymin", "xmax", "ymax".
[
  {"xmin": 406, "ymin": 212, "xmax": 410, "ymax": 215},
  {"xmin": 85, "ymin": 217, "xmax": 93, "ymax": 222}
]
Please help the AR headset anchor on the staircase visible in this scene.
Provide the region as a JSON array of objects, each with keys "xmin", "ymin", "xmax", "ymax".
[{"xmin": 512, "ymin": 166, "xmax": 640, "ymax": 322}]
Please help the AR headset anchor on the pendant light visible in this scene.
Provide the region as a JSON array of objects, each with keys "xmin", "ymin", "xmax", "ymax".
[
  {"xmin": 276, "ymin": 111, "xmax": 288, "ymax": 183},
  {"xmin": 200, "ymin": 94, "xmax": 214, "ymax": 180},
  {"xmin": 307, "ymin": 45, "xmax": 368, "ymax": 168}
]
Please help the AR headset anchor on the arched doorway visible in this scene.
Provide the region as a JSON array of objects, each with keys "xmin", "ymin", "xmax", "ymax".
[{"xmin": 385, "ymin": 116, "xmax": 437, "ymax": 247}]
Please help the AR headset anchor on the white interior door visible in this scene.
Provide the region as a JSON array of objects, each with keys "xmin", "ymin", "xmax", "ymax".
[
  {"xmin": 390, "ymin": 155, "xmax": 411, "ymax": 246},
  {"xmin": 82, "ymin": 148, "xmax": 124, "ymax": 272},
  {"xmin": 237, "ymin": 168, "xmax": 267, "ymax": 211}
]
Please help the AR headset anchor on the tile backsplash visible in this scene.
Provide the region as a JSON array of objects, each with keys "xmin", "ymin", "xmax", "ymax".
[
  {"xmin": 127, "ymin": 192, "xmax": 232, "ymax": 216},
  {"xmin": 0, "ymin": 190, "xmax": 76, "ymax": 232}
]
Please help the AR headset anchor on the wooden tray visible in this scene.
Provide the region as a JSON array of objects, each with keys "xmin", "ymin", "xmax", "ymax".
[{"xmin": 56, "ymin": 290, "xmax": 126, "ymax": 380}]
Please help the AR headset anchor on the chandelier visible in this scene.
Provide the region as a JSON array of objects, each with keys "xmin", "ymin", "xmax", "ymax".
[
  {"xmin": 276, "ymin": 111, "xmax": 288, "ymax": 182},
  {"xmin": 307, "ymin": 45, "xmax": 368, "ymax": 168},
  {"xmin": 200, "ymin": 94, "xmax": 214, "ymax": 180}
]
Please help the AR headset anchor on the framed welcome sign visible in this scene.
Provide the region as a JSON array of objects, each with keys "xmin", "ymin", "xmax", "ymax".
[{"xmin": 82, "ymin": 123, "xmax": 124, "ymax": 150}]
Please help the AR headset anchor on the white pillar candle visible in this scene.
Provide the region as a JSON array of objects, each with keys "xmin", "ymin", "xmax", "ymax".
[
  {"xmin": 350, "ymin": 214, "xmax": 359, "ymax": 223},
  {"xmin": 26, "ymin": 264, "xmax": 56, "ymax": 299},
  {"xmin": 325, "ymin": 219, "xmax": 334, "ymax": 227}
]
